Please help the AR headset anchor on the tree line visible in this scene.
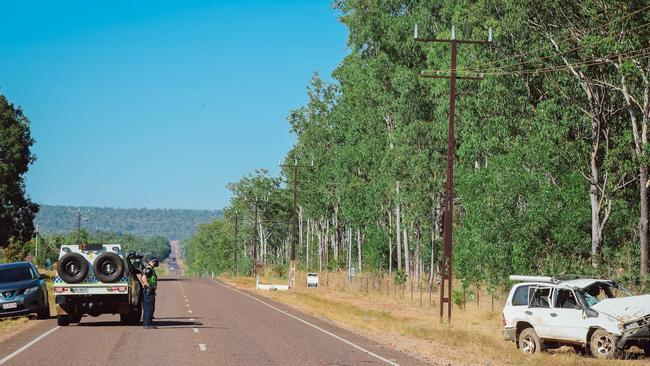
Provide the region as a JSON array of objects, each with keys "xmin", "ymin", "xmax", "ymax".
[
  {"xmin": 186, "ymin": 0, "xmax": 650, "ymax": 291},
  {"xmin": 2, "ymin": 230, "xmax": 171, "ymax": 266},
  {"xmin": 36, "ymin": 205, "xmax": 221, "ymax": 239}
]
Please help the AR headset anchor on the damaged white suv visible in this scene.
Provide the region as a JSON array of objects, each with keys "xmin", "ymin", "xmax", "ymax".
[{"xmin": 502, "ymin": 275, "xmax": 650, "ymax": 359}]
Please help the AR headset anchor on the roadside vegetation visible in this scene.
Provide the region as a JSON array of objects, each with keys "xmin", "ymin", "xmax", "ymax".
[{"xmin": 186, "ymin": 0, "xmax": 650, "ymax": 294}]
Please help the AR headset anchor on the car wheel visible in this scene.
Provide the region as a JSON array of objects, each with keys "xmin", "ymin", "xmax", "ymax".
[
  {"xmin": 93, "ymin": 252, "xmax": 125, "ymax": 283},
  {"xmin": 57, "ymin": 315, "xmax": 70, "ymax": 326},
  {"xmin": 590, "ymin": 329, "xmax": 620, "ymax": 359},
  {"xmin": 57, "ymin": 253, "xmax": 89, "ymax": 283},
  {"xmin": 36, "ymin": 305, "xmax": 50, "ymax": 320},
  {"xmin": 519, "ymin": 328, "xmax": 543, "ymax": 355}
]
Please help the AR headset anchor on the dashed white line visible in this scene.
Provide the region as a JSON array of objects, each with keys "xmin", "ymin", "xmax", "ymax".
[
  {"xmin": 210, "ymin": 278, "xmax": 400, "ymax": 366},
  {"xmin": 198, "ymin": 344, "xmax": 206, "ymax": 351},
  {"xmin": 188, "ymin": 310, "xmax": 193, "ymax": 313},
  {"xmin": 189, "ymin": 318, "xmax": 195, "ymax": 321},
  {"xmin": 192, "ymin": 328, "xmax": 199, "ymax": 333},
  {"xmin": 0, "ymin": 326, "xmax": 60, "ymax": 365}
]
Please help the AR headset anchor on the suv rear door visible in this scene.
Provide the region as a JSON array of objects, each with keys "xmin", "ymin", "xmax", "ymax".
[{"xmin": 528, "ymin": 286, "xmax": 553, "ymax": 338}]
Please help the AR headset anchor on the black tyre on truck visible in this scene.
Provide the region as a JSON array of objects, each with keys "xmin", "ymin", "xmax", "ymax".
[
  {"xmin": 93, "ymin": 252, "xmax": 125, "ymax": 283},
  {"xmin": 57, "ymin": 253, "xmax": 89, "ymax": 283}
]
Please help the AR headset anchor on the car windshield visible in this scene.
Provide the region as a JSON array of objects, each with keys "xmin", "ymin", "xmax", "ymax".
[
  {"xmin": 578, "ymin": 282, "xmax": 631, "ymax": 306},
  {"xmin": 0, "ymin": 267, "xmax": 35, "ymax": 283}
]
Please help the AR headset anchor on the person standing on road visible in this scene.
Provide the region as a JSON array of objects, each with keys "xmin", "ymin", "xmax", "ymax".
[{"xmin": 137, "ymin": 258, "xmax": 159, "ymax": 329}]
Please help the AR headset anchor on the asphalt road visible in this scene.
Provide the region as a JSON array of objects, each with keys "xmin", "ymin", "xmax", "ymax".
[{"xmin": 0, "ymin": 275, "xmax": 427, "ymax": 366}]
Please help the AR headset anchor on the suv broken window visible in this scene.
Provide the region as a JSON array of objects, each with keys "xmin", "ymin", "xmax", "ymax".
[{"xmin": 529, "ymin": 287, "xmax": 551, "ymax": 308}]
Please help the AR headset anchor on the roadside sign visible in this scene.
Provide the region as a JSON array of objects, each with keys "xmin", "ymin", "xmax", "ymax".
[{"xmin": 307, "ymin": 272, "xmax": 318, "ymax": 288}]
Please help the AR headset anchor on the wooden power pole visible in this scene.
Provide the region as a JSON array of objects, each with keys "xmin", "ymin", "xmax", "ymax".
[
  {"xmin": 280, "ymin": 158, "xmax": 314, "ymax": 288},
  {"xmin": 415, "ymin": 24, "xmax": 492, "ymax": 323}
]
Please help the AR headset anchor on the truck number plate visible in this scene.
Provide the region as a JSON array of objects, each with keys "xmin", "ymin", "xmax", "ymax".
[
  {"xmin": 2, "ymin": 302, "xmax": 17, "ymax": 309},
  {"xmin": 71, "ymin": 288, "xmax": 88, "ymax": 293}
]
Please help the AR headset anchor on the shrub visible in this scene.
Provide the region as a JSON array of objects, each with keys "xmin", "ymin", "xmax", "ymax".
[{"xmin": 394, "ymin": 270, "xmax": 407, "ymax": 286}]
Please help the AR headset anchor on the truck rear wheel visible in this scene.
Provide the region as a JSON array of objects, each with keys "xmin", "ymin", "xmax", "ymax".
[{"xmin": 57, "ymin": 315, "xmax": 70, "ymax": 326}]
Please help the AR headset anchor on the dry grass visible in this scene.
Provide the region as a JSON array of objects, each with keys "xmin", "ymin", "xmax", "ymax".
[{"xmin": 219, "ymin": 271, "xmax": 649, "ymax": 366}]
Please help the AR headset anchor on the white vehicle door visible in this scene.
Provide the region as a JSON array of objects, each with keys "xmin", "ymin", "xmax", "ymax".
[
  {"xmin": 544, "ymin": 288, "xmax": 589, "ymax": 342},
  {"xmin": 505, "ymin": 284, "xmax": 533, "ymax": 327},
  {"xmin": 527, "ymin": 286, "xmax": 553, "ymax": 338}
]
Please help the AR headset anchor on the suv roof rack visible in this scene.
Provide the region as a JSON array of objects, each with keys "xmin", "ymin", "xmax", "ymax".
[
  {"xmin": 509, "ymin": 274, "xmax": 600, "ymax": 285},
  {"xmin": 509, "ymin": 275, "xmax": 558, "ymax": 284}
]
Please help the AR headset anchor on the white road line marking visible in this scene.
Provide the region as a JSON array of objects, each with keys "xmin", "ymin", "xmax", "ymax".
[
  {"xmin": 0, "ymin": 326, "xmax": 60, "ymax": 365},
  {"xmin": 186, "ymin": 304, "xmax": 190, "ymax": 307},
  {"xmin": 198, "ymin": 343, "xmax": 206, "ymax": 351},
  {"xmin": 193, "ymin": 328, "xmax": 199, "ymax": 333},
  {"xmin": 188, "ymin": 310, "xmax": 193, "ymax": 313},
  {"xmin": 211, "ymin": 278, "xmax": 400, "ymax": 366},
  {"xmin": 189, "ymin": 318, "xmax": 195, "ymax": 321}
]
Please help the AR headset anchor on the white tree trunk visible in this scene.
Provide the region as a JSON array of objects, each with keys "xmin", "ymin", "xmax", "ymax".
[
  {"xmin": 388, "ymin": 209, "xmax": 393, "ymax": 274},
  {"xmin": 357, "ymin": 228, "xmax": 362, "ymax": 272},
  {"xmin": 396, "ymin": 181, "xmax": 402, "ymax": 271},
  {"xmin": 403, "ymin": 227, "xmax": 410, "ymax": 277}
]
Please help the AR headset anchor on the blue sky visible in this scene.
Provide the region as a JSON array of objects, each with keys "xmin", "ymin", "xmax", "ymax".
[{"xmin": 0, "ymin": 0, "xmax": 348, "ymax": 210}]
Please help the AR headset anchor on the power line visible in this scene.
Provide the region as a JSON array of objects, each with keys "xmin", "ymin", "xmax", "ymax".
[
  {"xmin": 442, "ymin": 22, "xmax": 650, "ymax": 76},
  {"xmin": 482, "ymin": 47, "xmax": 650, "ymax": 76},
  {"xmin": 450, "ymin": 4, "xmax": 650, "ymax": 74}
]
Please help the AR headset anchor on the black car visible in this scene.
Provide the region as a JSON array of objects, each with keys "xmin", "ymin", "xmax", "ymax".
[{"xmin": 0, "ymin": 262, "xmax": 50, "ymax": 319}]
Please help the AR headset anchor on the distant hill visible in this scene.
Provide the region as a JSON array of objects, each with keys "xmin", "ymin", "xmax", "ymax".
[{"xmin": 35, "ymin": 205, "xmax": 221, "ymax": 239}]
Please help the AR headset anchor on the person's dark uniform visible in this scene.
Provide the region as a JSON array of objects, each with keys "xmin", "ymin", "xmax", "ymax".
[{"xmin": 141, "ymin": 258, "xmax": 159, "ymax": 329}]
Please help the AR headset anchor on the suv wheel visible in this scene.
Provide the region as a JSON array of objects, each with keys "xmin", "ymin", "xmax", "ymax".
[
  {"xmin": 590, "ymin": 329, "xmax": 620, "ymax": 359},
  {"xmin": 519, "ymin": 328, "xmax": 543, "ymax": 355}
]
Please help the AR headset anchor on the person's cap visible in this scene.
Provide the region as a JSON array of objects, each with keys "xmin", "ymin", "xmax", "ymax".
[{"xmin": 149, "ymin": 258, "xmax": 159, "ymax": 266}]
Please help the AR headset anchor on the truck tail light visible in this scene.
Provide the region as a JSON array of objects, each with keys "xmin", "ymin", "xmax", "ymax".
[{"xmin": 54, "ymin": 287, "xmax": 69, "ymax": 293}]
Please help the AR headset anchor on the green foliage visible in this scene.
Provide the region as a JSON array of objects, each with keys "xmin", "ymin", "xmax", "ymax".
[
  {"xmin": 0, "ymin": 95, "xmax": 39, "ymax": 248},
  {"xmin": 185, "ymin": 219, "xmax": 235, "ymax": 276},
  {"xmin": 2, "ymin": 237, "xmax": 30, "ymax": 262},
  {"xmin": 451, "ymin": 288, "xmax": 465, "ymax": 309},
  {"xmin": 271, "ymin": 264, "xmax": 289, "ymax": 279},
  {"xmin": 186, "ymin": 1, "xmax": 650, "ymax": 288},
  {"xmin": 394, "ymin": 270, "xmax": 407, "ymax": 286},
  {"xmin": 39, "ymin": 230, "xmax": 171, "ymax": 262}
]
